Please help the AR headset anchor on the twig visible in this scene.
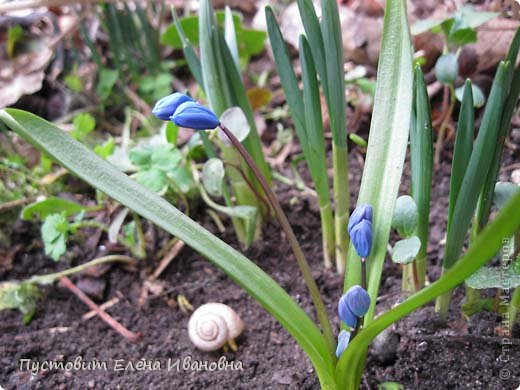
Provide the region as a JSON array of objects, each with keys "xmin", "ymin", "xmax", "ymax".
[
  {"xmin": 82, "ymin": 297, "xmax": 120, "ymax": 320},
  {"xmin": 0, "ymin": 198, "xmax": 32, "ymax": 212},
  {"xmin": 152, "ymin": 240, "xmax": 185, "ymax": 280},
  {"xmin": 60, "ymin": 276, "xmax": 141, "ymax": 342}
]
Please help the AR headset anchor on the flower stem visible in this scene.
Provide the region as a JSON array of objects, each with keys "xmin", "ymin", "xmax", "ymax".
[{"xmin": 219, "ymin": 123, "xmax": 336, "ymax": 359}]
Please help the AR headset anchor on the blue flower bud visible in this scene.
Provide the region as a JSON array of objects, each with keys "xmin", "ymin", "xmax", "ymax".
[
  {"xmin": 347, "ymin": 204, "xmax": 372, "ymax": 235},
  {"xmin": 152, "ymin": 93, "xmax": 195, "ymax": 120},
  {"xmin": 336, "ymin": 330, "xmax": 351, "ymax": 358},
  {"xmin": 350, "ymin": 219, "xmax": 372, "ymax": 258},
  {"xmin": 338, "ymin": 294, "xmax": 357, "ymax": 328},
  {"xmin": 170, "ymin": 101, "xmax": 220, "ymax": 130},
  {"xmin": 345, "ymin": 285, "xmax": 371, "ymax": 317}
]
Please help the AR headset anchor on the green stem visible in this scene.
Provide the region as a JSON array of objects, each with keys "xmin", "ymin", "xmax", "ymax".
[
  {"xmin": 219, "ymin": 124, "xmax": 336, "ymax": 360},
  {"xmin": 320, "ymin": 203, "xmax": 335, "ymax": 269},
  {"xmin": 333, "ymin": 144, "xmax": 350, "ymax": 274},
  {"xmin": 28, "ymin": 255, "xmax": 135, "ymax": 285}
]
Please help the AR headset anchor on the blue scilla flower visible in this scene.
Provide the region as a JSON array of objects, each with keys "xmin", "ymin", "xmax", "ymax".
[
  {"xmin": 336, "ymin": 330, "xmax": 351, "ymax": 358},
  {"xmin": 338, "ymin": 293, "xmax": 357, "ymax": 328},
  {"xmin": 170, "ymin": 101, "xmax": 220, "ymax": 130},
  {"xmin": 350, "ymin": 219, "xmax": 372, "ymax": 258},
  {"xmin": 347, "ymin": 204, "xmax": 372, "ymax": 235},
  {"xmin": 152, "ymin": 93, "xmax": 195, "ymax": 120},
  {"xmin": 344, "ymin": 285, "xmax": 371, "ymax": 317}
]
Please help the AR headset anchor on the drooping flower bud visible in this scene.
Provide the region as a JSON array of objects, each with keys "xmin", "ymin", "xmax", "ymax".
[
  {"xmin": 344, "ymin": 285, "xmax": 371, "ymax": 317},
  {"xmin": 350, "ymin": 219, "xmax": 372, "ymax": 258},
  {"xmin": 347, "ymin": 204, "xmax": 372, "ymax": 235},
  {"xmin": 338, "ymin": 293, "xmax": 357, "ymax": 328},
  {"xmin": 152, "ymin": 93, "xmax": 195, "ymax": 120},
  {"xmin": 171, "ymin": 101, "xmax": 220, "ymax": 130},
  {"xmin": 335, "ymin": 330, "xmax": 351, "ymax": 358}
]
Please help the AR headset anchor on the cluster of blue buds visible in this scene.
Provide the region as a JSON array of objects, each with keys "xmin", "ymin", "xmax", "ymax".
[
  {"xmin": 338, "ymin": 285, "xmax": 371, "ymax": 328},
  {"xmin": 152, "ymin": 92, "xmax": 220, "ymax": 130},
  {"xmin": 347, "ymin": 204, "xmax": 373, "ymax": 258},
  {"xmin": 336, "ymin": 285, "xmax": 371, "ymax": 357}
]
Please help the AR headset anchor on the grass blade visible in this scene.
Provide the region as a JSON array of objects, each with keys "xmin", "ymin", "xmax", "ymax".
[
  {"xmin": 224, "ymin": 6, "xmax": 240, "ymax": 70},
  {"xmin": 300, "ymin": 36, "xmax": 335, "ymax": 267},
  {"xmin": 436, "ymin": 62, "xmax": 510, "ymax": 318},
  {"xmin": 172, "ymin": 8, "xmax": 204, "ymax": 88},
  {"xmin": 448, "ymin": 80, "xmax": 474, "ymax": 225},
  {"xmin": 0, "ymin": 108, "xmax": 336, "ymax": 388},
  {"xmin": 407, "ymin": 66, "xmax": 433, "ymax": 289},
  {"xmin": 344, "ymin": 0, "xmax": 413, "ymax": 320},
  {"xmin": 320, "ymin": 0, "xmax": 350, "ymax": 272}
]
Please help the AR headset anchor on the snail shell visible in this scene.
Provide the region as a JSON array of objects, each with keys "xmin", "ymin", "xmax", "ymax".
[{"xmin": 188, "ymin": 303, "xmax": 244, "ymax": 351}]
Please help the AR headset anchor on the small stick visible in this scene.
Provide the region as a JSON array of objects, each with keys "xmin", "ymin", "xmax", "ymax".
[
  {"xmin": 152, "ymin": 240, "xmax": 185, "ymax": 280},
  {"xmin": 60, "ymin": 276, "xmax": 141, "ymax": 342},
  {"xmin": 82, "ymin": 297, "xmax": 120, "ymax": 320}
]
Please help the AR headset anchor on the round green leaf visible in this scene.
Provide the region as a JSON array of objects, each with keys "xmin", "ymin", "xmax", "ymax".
[
  {"xmin": 455, "ymin": 83, "xmax": 485, "ymax": 108},
  {"xmin": 202, "ymin": 158, "xmax": 225, "ymax": 197},
  {"xmin": 219, "ymin": 107, "xmax": 250, "ymax": 145},
  {"xmin": 494, "ymin": 182, "xmax": 520, "ymax": 209},
  {"xmin": 391, "ymin": 236, "xmax": 421, "ymax": 264},
  {"xmin": 435, "ymin": 53, "xmax": 458, "ymax": 85},
  {"xmin": 392, "ymin": 195, "xmax": 418, "ymax": 237}
]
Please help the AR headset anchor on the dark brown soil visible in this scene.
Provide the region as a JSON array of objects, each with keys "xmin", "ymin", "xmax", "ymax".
[{"xmin": 1, "ymin": 133, "xmax": 519, "ymax": 390}]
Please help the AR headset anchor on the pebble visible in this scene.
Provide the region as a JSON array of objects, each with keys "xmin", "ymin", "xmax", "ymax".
[{"xmin": 512, "ymin": 169, "xmax": 520, "ymax": 185}]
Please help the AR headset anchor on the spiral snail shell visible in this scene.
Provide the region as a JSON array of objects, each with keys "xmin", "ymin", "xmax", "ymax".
[{"xmin": 188, "ymin": 303, "xmax": 244, "ymax": 352}]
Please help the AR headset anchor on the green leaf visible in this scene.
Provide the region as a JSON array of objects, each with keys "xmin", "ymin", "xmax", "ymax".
[
  {"xmin": 94, "ymin": 137, "xmax": 116, "ymax": 158},
  {"xmin": 459, "ymin": 5, "xmax": 498, "ymax": 29},
  {"xmin": 391, "ymin": 236, "xmax": 421, "ymax": 264},
  {"xmin": 7, "ymin": 25, "xmax": 23, "ymax": 58},
  {"xmin": 71, "ymin": 113, "xmax": 96, "ymax": 141},
  {"xmin": 162, "ymin": 10, "xmax": 266, "ymax": 64},
  {"xmin": 129, "ymin": 145, "xmax": 153, "ymax": 168},
  {"xmin": 0, "ymin": 108, "xmax": 336, "ymax": 389},
  {"xmin": 134, "ymin": 168, "xmax": 168, "ymax": 193},
  {"xmin": 41, "ymin": 213, "xmax": 69, "ymax": 261},
  {"xmin": 494, "ymin": 182, "xmax": 520, "ymax": 209},
  {"xmin": 455, "ymin": 83, "xmax": 485, "ymax": 108},
  {"xmin": 410, "ymin": 18, "xmax": 444, "ymax": 36},
  {"xmin": 0, "ymin": 282, "xmax": 40, "ymax": 324},
  {"xmin": 378, "ymin": 382, "xmax": 404, "ymax": 390},
  {"xmin": 466, "ymin": 267, "xmax": 520, "ymax": 289},
  {"xmin": 344, "ymin": 0, "xmax": 414, "ymax": 321},
  {"xmin": 392, "ymin": 195, "xmax": 418, "ymax": 237},
  {"xmin": 410, "ymin": 66, "xmax": 433, "ymax": 284},
  {"xmin": 337, "ymin": 191, "xmax": 520, "ymax": 389},
  {"xmin": 96, "ymin": 68, "xmax": 119, "ymax": 102},
  {"xmin": 219, "ymin": 107, "xmax": 250, "ymax": 143},
  {"xmin": 22, "ymin": 197, "xmax": 85, "ymax": 220},
  {"xmin": 435, "ymin": 53, "xmax": 458, "ymax": 85},
  {"xmin": 443, "ymin": 62, "xmax": 509, "ymax": 270},
  {"xmin": 224, "ymin": 6, "xmax": 239, "ymax": 70},
  {"xmin": 169, "ymin": 165, "xmax": 195, "ymax": 194},
  {"xmin": 150, "ymin": 145, "xmax": 183, "ymax": 172},
  {"xmin": 202, "ymin": 158, "xmax": 225, "ymax": 197},
  {"xmin": 448, "ymin": 80, "xmax": 474, "ymax": 224}
]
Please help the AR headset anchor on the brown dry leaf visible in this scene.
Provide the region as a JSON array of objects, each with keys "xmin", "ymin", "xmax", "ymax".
[
  {"xmin": 474, "ymin": 17, "xmax": 520, "ymax": 72},
  {"xmin": 0, "ymin": 40, "xmax": 53, "ymax": 108},
  {"xmin": 340, "ymin": 7, "xmax": 382, "ymax": 66}
]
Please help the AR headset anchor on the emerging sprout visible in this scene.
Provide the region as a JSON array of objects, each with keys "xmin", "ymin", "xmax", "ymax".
[{"xmin": 188, "ymin": 303, "xmax": 244, "ymax": 352}]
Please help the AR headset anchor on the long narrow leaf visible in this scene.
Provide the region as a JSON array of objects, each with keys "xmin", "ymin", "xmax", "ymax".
[
  {"xmin": 409, "ymin": 66, "xmax": 433, "ymax": 287},
  {"xmin": 448, "ymin": 79, "xmax": 474, "ymax": 225},
  {"xmin": 172, "ymin": 8, "xmax": 204, "ymax": 87},
  {"xmin": 300, "ymin": 36, "xmax": 335, "ymax": 266},
  {"xmin": 344, "ymin": 0, "xmax": 413, "ymax": 320},
  {"xmin": 443, "ymin": 62, "xmax": 509, "ymax": 270},
  {"xmin": 0, "ymin": 108, "xmax": 336, "ymax": 388}
]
